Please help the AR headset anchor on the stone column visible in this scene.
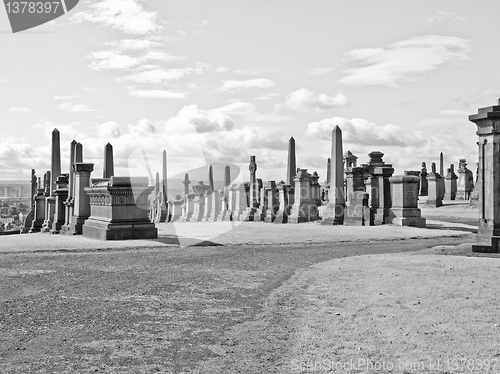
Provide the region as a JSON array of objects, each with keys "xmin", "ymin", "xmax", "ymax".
[
  {"xmin": 189, "ymin": 181, "xmax": 209, "ymax": 222},
  {"xmin": 69, "ymin": 163, "xmax": 94, "ymax": 234},
  {"xmin": 322, "ymin": 126, "xmax": 345, "ymax": 225},
  {"xmin": 103, "ymin": 143, "xmax": 114, "ymax": 178},
  {"xmin": 232, "ymin": 183, "xmax": 249, "ymax": 221},
  {"xmin": 264, "ymin": 181, "xmax": 279, "ymax": 223},
  {"xmin": 29, "ymin": 185, "xmax": 46, "ymax": 233},
  {"xmin": 404, "ymin": 170, "xmax": 420, "ymax": 197},
  {"xmin": 256, "ymin": 182, "xmax": 267, "ymax": 222},
  {"xmin": 61, "ymin": 142, "xmax": 82, "ymax": 235},
  {"xmin": 274, "ymin": 182, "xmax": 289, "ymax": 224},
  {"xmin": 367, "ymin": 151, "xmax": 394, "ymax": 225},
  {"xmin": 345, "ymin": 167, "xmax": 365, "ymax": 202},
  {"xmin": 220, "ymin": 184, "xmax": 234, "ymax": 221},
  {"xmin": 289, "ymin": 169, "xmax": 318, "ymax": 223},
  {"xmin": 425, "ymin": 163, "xmax": 443, "ymax": 208},
  {"xmin": 245, "ymin": 156, "xmax": 259, "ymax": 221},
  {"xmin": 386, "ymin": 175, "xmax": 426, "ymax": 227},
  {"xmin": 169, "ymin": 195, "xmax": 184, "ymax": 222},
  {"xmin": 438, "ymin": 153, "xmax": 446, "ymax": 201},
  {"xmin": 286, "ymin": 137, "xmax": 297, "ymax": 186},
  {"xmin": 202, "ymin": 165, "xmax": 215, "ymax": 221},
  {"xmin": 160, "ymin": 150, "xmax": 168, "ymax": 222},
  {"xmin": 456, "ymin": 159, "xmax": 473, "ymax": 200},
  {"xmin": 470, "ymin": 101, "xmax": 500, "ymax": 252},
  {"xmin": 444, "ymin": 165, "xmax": 458, "ymax": 200},
  {"xmin": 50, "ymin": 174, "xmax": 69, "ymax": 233},
  {"xmin": 419, "ymin": 162, "xmax": 428, "ymax": 196},
  {"xmin": 470, "ymin": 160, "xmax": 481, "ymax": 207}
]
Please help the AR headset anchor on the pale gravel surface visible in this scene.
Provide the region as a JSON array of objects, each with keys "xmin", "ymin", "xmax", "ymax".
[{"xmin": 0, "ymin": 219, "xmax": 473, "ymax": 253}]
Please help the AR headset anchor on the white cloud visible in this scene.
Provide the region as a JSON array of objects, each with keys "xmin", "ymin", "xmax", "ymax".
[
  {"xmin": 214, "ymin": 78, "xmax": 276, "ymax": 93},
  {"xmin": 71, "ymin": 0, "xmax": 162, "ymax": 35},
  {"xmin": 340, "ymin": 35, "xmax": 473, "ymax": 87},
  {"xmin": 308, "ymin": 67, "xmax": 334, "ymax": 75},
  {"xmin": 54, "ymin": 95, "xmax": 79, "ymax": 100},
  {"xmin": 9, "ymin": 107, "xmax": 32, "ymax": 114},
  {"xmin": 215, "ymin": 66, "xmax": 229, "ymax": 73},
  {"xmin": 0, "ymin": 77, "xmax": 7, "ymax": 82},
  {"xmin": 105, "ymin": 39, "xmax": 161, "ymax": 51},
  {"xmin": 283, "ymin": 88, "xmax": 351, "ymax": 112},
  {"xmin": 55, "ymin": 102, "xmax": 93, "ymax": 112},
  {"xmin": 80, "ymin": 86, "xmax": 98, "ymax": 92},
  {"xmin": 87, "ymin": 50, "xmax": 184, "ymax": 71},
  {"xmin": 211, "ymin": 102, "xmax": 256, "ymax": 116},
  {"xmin": 128, "ymin": 89, "xmax": 187, "ymax": 99},
  {"xmin": 306, "ymin": 117, "xmax": 424, "ymax": 147},
  {"xmin": 119, "ymin": 63, "xmax": 208, "ymax": 84},
  {"xmin": 440, "ymin": 109, "xmax": 470, "ymax": 117},
  {"xmin": 233, "ymin": 68, "xmax": 279, "ymax": 75},
  {"xmin": 128, "ymin": 119, "xmax": 156, "ymax": 137},
  {"xmin": 96, "ymin": 121, "xmax": 122, "ymax": 138},
  {"xmin": 255, "ymin": 93, "xmax": 281, "ymax": 101},
  {"xmin": 169, "ymin": 105, "xmax": 234, "ymax": 133},
  {"xmin": 425, "ymin": 11, "xmax": 468, "ymax": 23}
]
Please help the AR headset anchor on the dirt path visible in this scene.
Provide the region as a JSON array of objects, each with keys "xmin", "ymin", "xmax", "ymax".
[{"xmin": 0, "ymin": 235, "xmax": 472, "ymax": 373}]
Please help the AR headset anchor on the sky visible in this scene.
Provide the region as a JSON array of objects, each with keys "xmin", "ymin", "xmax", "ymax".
[{"xmin": 0, "ymin": 0, "xmax": 499, "ymax": 183}]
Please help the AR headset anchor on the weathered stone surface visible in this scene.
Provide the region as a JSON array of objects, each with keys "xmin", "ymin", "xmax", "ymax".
[
  {"xmin": 386, "ymin": 175, "xmax": 426, "ymax": 227},
  {"xmin": 419, "ymin": 162, "xmax": 428, "ymax": 196},
  {"xmin": 50, "ymin": 174, "xmax": 69, "ymax": 234},
  {"xmin": 470, "ymin": 101, "xmax": 500, "ymax": 252},
  {"xmin": 344, "ymin": 191, "xmax": 369, "ymax": 226},
  {"xmin": 289, "ymin": 169, "xmax": 319, "ymax": 224},
  {"xmin": 82, "ymin": 176, "xmax": 157, "ymax": 240},
  {"xmin": 456, "ymin": 159, "xmax": 474, "ymax": 200},
  {"xmin": 425, "ymin": 163, "xmax": 443, "ymax": 208},
  {"xmin": 232, "ymin": 183, "xmax": 249, "ymax": 221},
  {"xmin": 274, "ymin": 182, "xmax": 291, "ymax": 224},
  {"xmin": 322, "ymin": 126, "xmax": 345, "ymax": 225},
  {"xmin": 264, "ymin": 181, "xmax": 279, "ymax": 223},
  {"xmin": 444, "ymin": 165, "xmax": 458, "ymax": 200},
  {"xmin": 68, "ymin": 163, "xmax": 94, "ymax": 235}
]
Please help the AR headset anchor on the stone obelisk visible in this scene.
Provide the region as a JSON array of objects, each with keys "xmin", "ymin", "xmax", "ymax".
[
  {"xmin": 322, "ymin": 125, "xmax": 345, "ymax": 225},
  {"xmin": 42, "ymin": 129, "xmax": 61, "ymax": 232},
  {"xmin": 286, "ymin": 137, "xmax": 296, "ymax": 186},
  {"xmin": 160, "ymin": 150, "xmax": 168, "ymax": 222},
  {"xmin": 103, "ymin": 143, "xmax": 114, "ymax": 178}
]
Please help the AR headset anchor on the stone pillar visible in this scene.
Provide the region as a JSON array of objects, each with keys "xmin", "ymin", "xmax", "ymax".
[
  {"xmin": 344, "ymin": 191, "xmax": 369, "ymax": 226},
  {"xmin": 103, "ymin": 143, "xmax": 114, "ymax": 178},
  {"xmin": 274, "ymin": 182, "xmax": 290, "ymax": 224},
  {"xmin": 470, "ymin": 101, "xmax": 500, "ymax": 252},
  {"xmin": 311, "ymin": 172, "xmax": 322, "ymax": 212},
  {"xmin": 206, "ymin": 190, "xmax": 221, "ymax": 222},
  {"xmin": 425, "ymin": 163, "xmax": 443, "ymax": 208},
  {"xmin": 386, "ymin": 175, "xmax": 426, "ymax": 227},
  {"xmin": 256, "ymin": 182, "xmax": 267, "ymax": 222},
  {"xmin": 231, "ymin": 183, "xmax": 249, "ymax": 221},
  {"xmin": 456, "ymin": 159, "xmax": 474, "ymax": 200},
  {"xmin": 160, "ymin": 150, "xmax": 168, "ymax": 222},
  {"xmin": 245, "ymin": 156, "xmax": 259, "ymax": 221},
  {"xmin": 363, "ymin": 176, "xmax": 375, "ymax": 226},
  {"xmin": 419, "ymin": 162, "xmax": 428, "ymax": 196},
  {"xmin": 69, "ymin": 163, "xmax": 94, "ymax": 235},
  {"xmin": 322, "ymin": 126, "xmax": 345, "ymax": 225},
  {"xmin": 404, "ymin": 170, "xmax": 420, "ymax": 197},
  {"xmin": 264, "ymin": 181, "xmax": 279, "ymax": 223},
  {"xmin": 202, "ymin": 165, "xmax": 215, "ymax": 221},
  {"xmin": 50, "ymin": 174, "xmax": 69, "ymax": 233},
  {"xmin": 29, "ymin": 184, "xmax": 46, "ymax": 233},
  {"xmin": 189, "ymin": 181, "xmax": 209, "ymax": 222},
  {"xmin": 366, "ymin": 151, "xmax": 394, "ymax": 225},
  {"xmin": 169, "ymin": 195, "xmax": 184, "ymax": 222},
  {"xmin": 220, "ymin": 184, "xmax": 235, "ymax": 221},
  {"xmin": 444, "ymin": 165, "xmax": 458, "ymax": 200},
  {"xmin": 345, "ymin": 167, "xmax": 365, "ymax": 202},
  {"xmin": 470, "ymin": 160, "xmax": 481, "ymax": 207},
  {"xmin": 61, "ymin": 142, "xmax": 82, "ymax": 235},
  {"xmin": 289, "ymin": 169, "xmax": 318, "ymax": 223},
  {"xmin": 21, "ymin": 169, "xmax": 37, "ymax": 233},
  {"xmin": 438, "ymin": 153, "xmax": 446, "ymax": 201},
  {"xmin": 286, "ymin": 137, "xmax": 296, "ymax": 186}
]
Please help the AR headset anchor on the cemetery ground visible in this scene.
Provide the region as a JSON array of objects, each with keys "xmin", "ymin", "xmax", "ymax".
[{"xmin": 1, "ymin": 201, "xmax": 497, "ymax": 373}]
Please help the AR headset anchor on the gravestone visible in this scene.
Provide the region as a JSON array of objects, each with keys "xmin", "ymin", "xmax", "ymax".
[
  {"xmin": 470, "ymin": 101, "xmax": 500, "ymax": 252},
  {"xmin": 50, "ymin": 174, "xmax": 69, "ymax": 233},
  {"xmin": 29, "ymin": 174, "xmax": 46, "ymax": 233},
  {"xmin": 364, "ymin": 151, "xmax": 394, "ymax": 225},
  {"xmin": 322, "ymin": 126, "xmax": 345, "ymax": 225},
  {"xmin": 169, "ymin": 195, "xmax": 183, "ymax": 222},
  {"xmin": 61, "ymin": 142, "xmax": 83, "ymax": 235},
  {"xmin": 42, "ymin": 129, "xmax": 61, "ymax": 232},
  {"xmin": 444, "ymin": 165, "xmax": 458, "ymax": 200},
  {"xmin": 386, "ymin": 175, "xmax": 426, "ymax": 227},
  {"xmin": 419, "ymin": 162, "xmax": 428, "ymax": 196},
  {"xmin": 21, "ymin": 169, "xmax": 37, "ymax": 233},
  {"xmin": 69, "ymin": 163, "xmax": 94, "ymax": 234},
  {"xmin": 344, "ymin": 191, "xmax": 369, "ymax": 226},
  {"xmin": 245, "ymin": 156, "xmax": 259, "ymax": 221},
  {"xmin": 83, "ymin": 177, "xmax": 157, "ymax": 240},
  {"xmin": 160, "ymin": 150, "xmax": 168, "ymax": 222},
  {"xmin": 425, "ymin": 163, "xmax": 443, "ymax": 208},
  {"xmin": 103, "ymin": 143, "xmax": 114, "ymax": 178},
  {"xmin": 456, "ymin": 159, "xmax": 474, "ymax": 200},
  {"xmin": 289, "ymin": 169, "xmax": 319, "ymax": 223},
  {"xmin": 190, "ymin": 181, "xmax": 209, "ymax": 222},
  {"xmin": 264, "ymin": 181, "xmax": 279, "ymax": 223},
  {"xmin": 232, "ymin": 183, "xmax": 249, "ymax": 221}
]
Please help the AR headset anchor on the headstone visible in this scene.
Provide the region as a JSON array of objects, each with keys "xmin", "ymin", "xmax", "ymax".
[
  {"xmin": 364, "ymin": 151, "xmax": 394, "ymax": 225},
  {"xmin": 50, "ymin": 174, "xmax": 69, "ymax": 233},
  {"xmin": 425, "ymin": 163, "xmax": 443, "ymax": 208},
  {"xmin": 470, "ymin": 101, "xmax": 500, "ymax": 252},
  {"xmin": 160, "ymin": 150, "xmax": 168, "ymax": 222},
  {"xmin": 189, "ymin": 181, "xmax": 209, "ymax": 222},
  {"xmin": 264, "ymin": 181, "xmax": 279, "ymax": 223},
  {"xmin": 274, "ymin": 181, "xmax": 290, "ymax": 224},
  {"xmin": 386, "ymin": 175, "xmax": 426, "ymax": 227},
  {"xmin": 419, "ymin": 162, "xmax": 428, "ymax": 196},
  {"xmin": 344, "ymin": 191, "xmax": 369, "ymax": 226},
  {"xmin": 470, "ymin": 161, "xmax": 481, "ymax": 207},
  {"xmin": 202, "ymin": 165, "xmax": 215, "ymax": 221},
  {"xmin": 82, "ymin": 177, "xmax": 157, "ymax": 240},
  {"xmin": 103, "ymin": 143, "xmax": 114, "ymax": 178},
  {"xmin": 456, "ymin": 159, "xmax": 474, "ymax": 200},
  {"xmin": 61, "ymin": 142, "xmax": 83, "ymax": 235},
  {"xmin": 322, "ymin": 126, "xmax": 345, "ymax": 225},
  {"xmin": 289, "ymin": 169, "xmax": 319, "ymax": 223},
  {"xmin": 220, "ymin": 184, "xmax": 235, "ymax": 221},
  {"xmin": 444, "ymin": 165, "xmax": 458, "ymax": 200},
  {"xmin": 169, "ymin": 195, "xmax": 184, "ymax": 222},
  {"xmin": 256, "ymin": 181, "xmax": 267, "ymax": 222},
  {"xmin": 42, "ymin": 129, "xmax": 61, "ymax": 232},
  {"xmin": 404, "ymin": 170, "xmax": 420, "ymax": 196},
  {"xmin": 29, "ymin": 175, "xmax": 46, "ymax": 233},
  {"xmin": 245, "ymin": 156, "xmax": 259, "ymax": 221},
  {"xmin": 286, "ymin": 137, "xmax": 296, "ymax": 186},
  {"xmin": 21, "ymin": 169, "xmax": 37, "ymax": 233},
  {"xmin": 232, "ymin": 183, "xmax": 249, "ymax": 221},
  {"xmin": 206, "ymin": 190, "xmax": 221, "ymax": 222}
]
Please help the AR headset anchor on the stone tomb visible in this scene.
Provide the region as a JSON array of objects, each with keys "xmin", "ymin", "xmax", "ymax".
[
  {"xmin": 386, "ymin": 175, "xmax": 426, "ymax": 227},
  {"xmin": 82, "ymin": 177, "xmax": 157, "ymax": 240}
]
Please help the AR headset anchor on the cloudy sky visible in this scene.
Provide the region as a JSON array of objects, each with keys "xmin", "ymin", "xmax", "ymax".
[{"xmin": 0, "ymin": 0, "xmax": 498, "ymax": 182}]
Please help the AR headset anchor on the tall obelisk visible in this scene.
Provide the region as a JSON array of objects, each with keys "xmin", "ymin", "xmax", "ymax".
[
  {"xmin": 286, "ymin": 137, "xmax": 296, "ymax": 186},
  {"xmin": 322, "ymin": 126, "xmax": 345, "ymax": 225},
  {"xmin": 103, "ymin": 143, "xmax": 114, "ymax": 178},
  {"xmin": 160, "ymin": 150, "xmax": 168, "ymax": 222}
]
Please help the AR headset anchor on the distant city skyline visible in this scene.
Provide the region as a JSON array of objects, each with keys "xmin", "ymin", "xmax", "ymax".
[{"xmin": 1, "ymin": 1, "xmax": 499, "ymax": 182}]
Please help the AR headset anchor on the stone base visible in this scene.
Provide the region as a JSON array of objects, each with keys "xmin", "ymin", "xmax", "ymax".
[
  {"xmin": 385, "ymin": 208, "xmax": 426, "ymax": 227},
  {"xmin": 455, "ymin": 191, "xmax": 470, "ymax": 200},
  {"xmin": 425, "ymin": 199, "xmax": 443, "ymax": 208},
  {"xmin": 443, "ymin": 193, "xmax": 456, "ymax": 200},
  {"xmin": 244, "ymin": 207, "xmax": 258, "ymax": 221},
  {"xmin": 28, "ymin": 219, "xmax": 44, "ymax": 233},
  {"xmin": 273, "ymin": 211, "xmax": 288, "ymax": 224},
  {"xmin": 59, "ymin": 224, "xmax": 77, "ymax": 236},
  {"xmin": 20, "ymin": 211, "xmax": 34, "ymax": 233},
  {"xmin": 472, "ymin": 226, "xmax": 500, "ymax": 253},
  {"xmin": 82, "ymin": 219, "xmax": 157, "ymax": 241},
  {"xmin": 391, "ymin": 216, "xmax": 426, "ymax": 227},
  {"xmin": 264, "ymin": 209, "xmax": 276, "ymax": 223},
  {"xmin": 320, "ymin": 217, "xmax": 343, "ymax": 225},
  {"xmin": 232, "ymin": 209, "xmax": 248, "ymax": 221}
]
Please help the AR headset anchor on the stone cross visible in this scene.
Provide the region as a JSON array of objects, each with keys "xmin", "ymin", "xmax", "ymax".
[{"xmin": 183, "ymin": 174, "xmax": 190, "ymax": 196}]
